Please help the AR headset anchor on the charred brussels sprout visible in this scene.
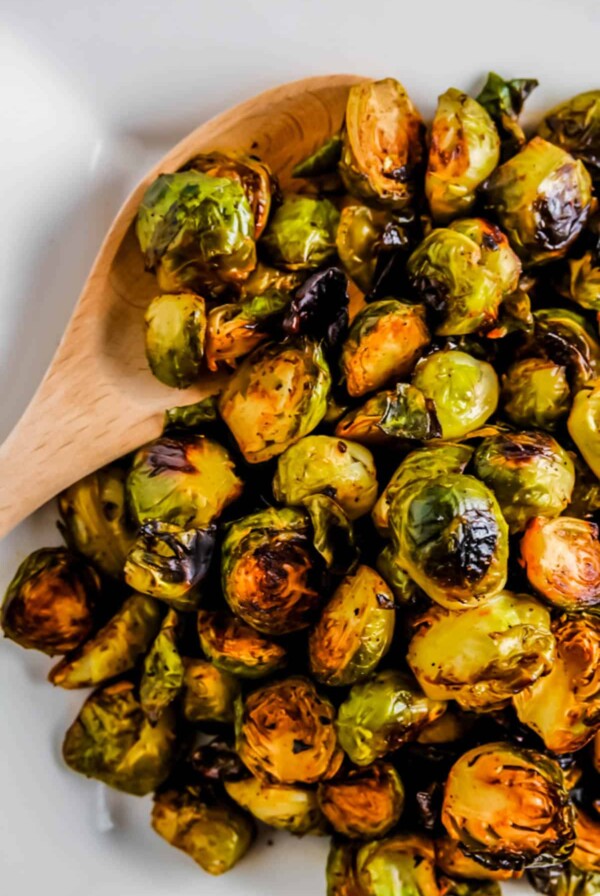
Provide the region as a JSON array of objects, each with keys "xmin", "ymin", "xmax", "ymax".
[
  {"xmin": 514, "ymin": 614, "xmax": 600, "ymax": 753},
  {"xmin": 62, "ymin": 680, "xmax": 176, "ymax": 795},
  {"xmin": 49, "ymin": 592, "xmax": 162, "ymax": 689},
  {"xmin": 218, "ymin": 338, "xmax": 331, "ymax": 463},
  {"xmin": 140, "ymin": 609, "xmax": 184, "ymax": 723},
  {"xmin": 280, "ymin": 266, "xmax": 349, "ymax": 351},
  {"xmin": 302, "ymin": 493, "xmax": 358, "ymax": 574},
  {"xmin": 224, "ymin": 775, "xmax": 324, "ymax": 834},
  {"xmin": 144, "ymin": 293, "xmax": 206, "ymax": 388},
  {"xmin": 476, "ymin": 72, "xmax": 538, "ymax": 159},
  {"xmin": 182, "ymin": 658, "xmax": 240, "ymax": 724},
  {"xmin": 127, "ymin": 435, "xmax": 242, "ymax": 528},
  {"xmin": 273, "ymin": 435, "xmax": 378, "ymax": 520},
  {"xmin": 534, "ymin": 307, "xmax": 600, "ymax": 389},
  {"xmin": 426, "ymin": 88, "xmax": 500, "ymax": 223},
  {"xmin": 336, "ymin": 204, "xmax": 408, "ymax": 293},
  {"xmin": 136, "ymin": 171, "xmax": 256, "ymax": 297},
  {"xmin": 309, "ymin": 565, "xmax": 395, "ymax": 687},
  {"xmin": 340, "ymin": 300, "xmax": 430, "ymax": 397},
  {"xmin": 205, "ymin": 290, "xmax": 288, "ymax": 371},
  {"xmin": 356, "ymin": 833, "xmax": 440, "ymax": 896},
  {"xmin": 318, "ymin": 763, "xmax": 404, "ymax": 839},
  {"xmin": 568, "ymin": 381, "xmax": 600, "ymax": 479},
  {"xmin": 538, "ymin": 91, "xmax": 600, "ymax": 183},
  {"xmin": 560, "ymin": 253, "xmax": 600, "ymax": 312},
  {"xmin": 327, "ymin": 841, "xmax": 365, "ymax": 896},
  {"xmin": 336, "ymin": 669, "xmax": 447, "ymax": 766},
  {"xmin": 221, "ymin": 508, "xmax": 320, "ymax": 635},
  {"xmin": 197, "ymin": 610, "xmax": 286, "ymax": 679},
  {"xmin": 260, "ymin": 194, "xmax": 339, "ymax": 270},
  {"xmin": 473, "ymin": 431, "xmax": 575, "ymax": 533},
  {"xmin": 340, "ymin": 78, "xmax": 425, "ymax": 212},
  {"xmin": 408, "ymin": 590, "xmax": 555, "ymax": 710},
  {"xmin": 2, "ymin": 548, "xmax": 99, "ymax": 655},
  {"xmin": 520, "ymin": 517, "xmax": 600, "ymax": 611},
  {"xmin": 435, "ymin": 837, "xmax": 522, "ymax": 882},
  {"xmin": 57, "ymin": 466, "xmax": 135, "ymax": 579},
  {"xmin": 412, "ymin": 350, "xmax": 499, "ymax": 439},
  {"xmin": 441, "ymin": 742, "xmax": 574, "ymax": 870},
  {"xmin": 483, "ymin": 137, "xmax": 592, "ymax": 265},
  {"xmin": 235, "ymin": 677, "xmax": 342, "ymax": 784},
  {"xmin": 124, "ymin": 521, "xmax": 215, "ymax": 610},
  {"xmin": 502, "ymin": 358, "xmax": 571, "ymax": 430},
  {"xmin": 335, "ymin": 383, "xmax": 441, "ymax": 446},
  {"xmin": 151, "ymin": 782, "xmax": 254, "ymax": 875},
  {"xmin": 572, "ymin": 807, "xmax": 600, "ymax": 874}
]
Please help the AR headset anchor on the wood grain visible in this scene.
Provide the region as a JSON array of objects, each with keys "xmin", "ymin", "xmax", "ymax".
[{"xmin": 0, "ymin": 75, "xmax": 365, "ymax": 539}]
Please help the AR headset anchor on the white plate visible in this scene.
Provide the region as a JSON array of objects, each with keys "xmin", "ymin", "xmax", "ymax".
[{"xmin": 1, "ymin": 2, "xmax": 599, "ymax": 893}]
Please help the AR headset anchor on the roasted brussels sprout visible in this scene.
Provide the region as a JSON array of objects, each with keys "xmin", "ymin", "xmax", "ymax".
[
  {"xmin": 529, "ymin": 863, "xmax": 600, "ymax": 896},
  {"xmin": 62, "ymin": 680, "xmax": 176, "ymax": 795},
  {"xmin": 441, "ymin": 742, "xmax": 574, "ymax": 870},
  {"xmin": 273, "ymin": 435, "xmax": 378, "ymax": 520},
  {"xmin": 569, "ymin": 380, "xmax": 600, "ymax": 479},
  {"xmin": 151, "ymin": 782, "xmax": 254, "ymax": 875},
  {"xmin": 356, "ymin": 833, "xmax": 440, "ymax": 896},
  {"xmin": 335, "ymin": 383, "xmax": 441, "ymax": 445},
  {"xmin": 218, "ymin": 338, "xmax": 331, "ymax": 463},
  {"xmin": 197, "ymin": 610, "xmax": 286, "ymax": 679},
  {"xmin": 538, "ymin": 91, "xmax": 600, "ymax": 183},
  {"xmin": 473, "ymin": 431, "xmax": 575, "ymax": 533},
  {"xmin": 182, "ymin": 658, "xmax": 240, "ymax": 724},
  {"xmin": 124, "ymin": 521, "xmax": 215, "ymax": 610},
  {"xmin": 417, "ymin": 709, "xmax": 473, "ymax": 745},
  {"xmin": 127, "ymin": 435, "xmax": 242, "ymax": 528},
  {"xmin": 49, "ymin": 592, "xmax": 162, "ymax": 689},
  {"xmin": 280, "ymin": 265, "xmax": 349, "ymax": 351},
  {"xmin": 2, "ymin": 548, "xmax": 100, "ymax": 655},
  {"xmin": 318, "ymin": 763, "xmax": 404, "ymax": 839},
  {"xmin": 336, "ymin": 203, "xmax": 408, "ymax": 293},
  {"xmin": 520, "ymin": 517, "xmax": 600, "ymax": 611},
  {"xmin": 163, "ymin": 394, "xmax": 219, "ymax": 430},
  {"xmin": 426, "ymin": 88, "xmax": 500, "ymax": 223},
  {"xmin": 235, "ymin": 677, "xmax": 342, "ymax": 784},
  {"xmin": 572, "ymin": 807, "xmax": 600, "ymax": 873},
  {"xmin": 560, "ymin": 253, "xmax": 600, "ymax": 312},
  {"xmin": 435, "ymin": 837, "xmax": 522, "ymax": 882},
  {"xmin": 336, "ymin": 669, "xmax": 447, "ymax": 766},
  {"xmin": 340, "ymin": 300, "xmax": 430, "ymax": 397},
  {"xmin": 407, "ymin": 219, "xmax": 521, "ymax": 335},
  {"xmin": 568, "ymin": 454, "xmax": 600, "ymax": 519},
  {"xmin": 412, "ymin": 350, "xmax": 499, "ymax": 439},
  {"xmin": 302, "ymin": 493, "xmax": 358, "ymax": 574},
  {"xmin": 514, "ymin": 614, "xmax": 600, "ymax": 753},
  {"xmin": 309, "ymin": 565, "xmax": 395, "ymax": 687},
  {"xmin": 326, "ymin": 841, "xmax": 365, "ymax": 896},
  {"xmin": 57, "ymin": 466, "xmax": 135, "ymax": 579},
  {"xmin": 292, "ymin": 134, "xmax": 343, "ymax": 179},
  {"xmin": 501, "ymin": 358, "xmax": 571, "ymax": 431},
  {"xmin": 483, "ymin": 137, "xmax": 592, "ymax": 265},
  {"xmin": 534, "ymin": 307, "xmax": 600, "ymax": 389},
  {"xmin": 375, "ymin": 545, "xmax": 423, "ymax": 606},
  {"xmin": 340, "ymin": 78, "xmax": 425, "ymax": 212},
  {"xmin": 144, "ymin": 292, "xmax": 206, "ymax": 388},
  {"xmin": 260, "ymin": 194, "xmax": 339, "ymax": 270},
  {"xmin": 136, "ymin": 171, "xmax": 256, "ymax": 296},
  {"xmin": 408, "ymin": 590, "xmax": 555, "ymax": 710},
  {"xmin": 140, "ymin": 609, "xmax": 184, "ymax": 723},
  {"xmin": 221, "ymin": 507, "xmax": 320, "ymax": 635},
  {"xmin": 241, "ymin": 260, "xmax": 304, "ymax": 298},
  {"xmin": 476, "ymin": 72, "xmax": 538, "ymax": 158},
  {"xmin": 224, "ymin": 775, "xmax": 324, "ymax": 835},
  {"xmin": 204, "ymin": 290, "xmax": 288, "ymax": 371}
]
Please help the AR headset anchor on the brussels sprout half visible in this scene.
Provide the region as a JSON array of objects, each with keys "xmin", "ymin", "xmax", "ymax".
[
  {"xmin": 336, "ymin": 204, "xmax": 408, "ymax": 293},
  {"xmin": 318, "ymin": 763, "xmax": 404, "ymax": 839},
  {"xmin": 569, "ymin": 380, "xmax": 600, "ymax": 479},
  {"xmin": 182, "ymin": 658, "xmax": 240, "ymax": 724},
  {"xmin": 502, "ymin": 358, "xmax": 571, "ymax": 431},
  {"xmin": 260, "ymin": 194, "xmax": 339, "ymax": 270},
  {"xmin": 356, "ymin": 833, "xmax": 440, "ymax": 896},
  {"xmin": 224, "ymin": 775, "xmax": 325, "ymax": 835},
  {"xmin": 205, "ymin": 290, "xmax": 289, "ymax": 372},
  {"xmin": 144, "ymin": 293, "xmax": 206, "ymax": 388},
  {"xmin": 476, "ymin": 72, "xmax": 538, "ymax": 159},
  {"xmin": 140, "ymin": 609, "xmax": 184, "ymax": 723},
  {"xmin": 335, "ymin": 383, "xmax": 441, "ymax": 446},
  {"xmin": 197, "ymin": 610, "xmax": 286, "ymax": 679},
  {"xmin": 538, "ymin": 91, "xmax": 600, "ymax": 182}
]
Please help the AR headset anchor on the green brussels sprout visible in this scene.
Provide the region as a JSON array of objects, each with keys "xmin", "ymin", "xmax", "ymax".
[
  {"xmin": 260, "ymin": 194, "xmax": 339, "ymax": 270},
  {"xmin": 62, "ymin": 679, "xmax": 176, "ymax": 795},
  {"xmin": 538, "ymin": 91, "xmax": 600, "ymax": 183},
  {"xmin": 218, "ymin": 338, "xmax": 331, "ymax": 463},
  {"xmin": 57, "ymin": 466, "xmax": 135, "ymax": 579},
  {"xmin": 140, "ymin": 609, "xmax": 184, "ymax": 723},
  {"xmin": 48, "ymin": 592, "xmax": 162, "ymax": 689},
  {"xmin": 568, "ymin": 380, "xmax": 600, "ymax": 479},
  {"xmin": 407, "ymin": 590, "xmax": 555, "ymax": 711},
  {"xmin": 2, "ymin": 548, "xmax": 100, "ymax": 655},
  {"xmin": 273, "ymin": 435, "xmax": 378, "ymax": 520},
  {"xmin": 407, "ymin": 219, "xmax": 521, "ymax": 335},
  {"xmin": 151, "ymin": 781, "xmax": 254, "ymax": 875},
  {"xmin": 326, "ymin": 841, "xmax": 365, "ymax": 896},
  {"xmin": 309, "ymin": 565, "xmax": 395, "ymax": 687},
  {"xmin": 514, "ymin": 614, "xmax": 600, "ymax": 753},
  {"xmin": 241, "ymin": 260, "xmax": 305, "ymax": 299},
  {"xmin": 412, "ymin": 349, "xmax": 499, "ymax": 439},
  {"xmin": 436, "ymin": 837, "xmax": 523, "ymax": 882},
  {"xmin": 197, "ymin": 610, "xmax": 286, "ymax": 679},
  {"xmin": 136, "ymin": 171, "xmax": 256, "ymax": 297},
  {"xmin": 127, "ymin": 435, "xmax": 243, "ymax": 527},
  {"xmin": 224, "ymin": 774, "xmax": 324, "ymax": 835},
  {"xmin": 356, "ymin": 833, "xmax": 440, "ymax": 896},
  {"xmin": 336, "ymin": 203, "xmax": 410, "ymax": 293},
  {"xmin": 520, "ymin": 516, "xmax": 600, "ymax": 611},
  {"xmin": 501, "ymin": 358, "xmax": 571, "ymax": 431},
  {"xmin": 483, "ymin": 137, "xmax": 592, "ymax": 265},
  {"xmin": 441, "ymin": 742, "xmax": 574, "ymax": 870},
  {"xmin": 473, "ymin": 431, "xmax": 575, "ymax": 533},
  {"xmin": 335, "ymin": 669, "xmax": 447, "ymax": 766},
  {"xmin": 205, "ymin": 290, "xmax": 289, "ymax": 371},
  {"xmin": 426, "ymin": 88, "xmax": 500, "ymax": 223},
  {"xmin": 182, "ymin": 658, "xmax": 240, "ymax": 724},
  {"xmin": 388, "ymin": 471, "xmax": 509, "ymax": 610},
  {"xmin": 534, "ymin": 308, "xmax": 600, "ymax": 389},
  {"xmin": 572, "ymin": 807, "xmax": 600, "ymax": 874},
  {"xmin": 221, "ymin": 507, "xmax": 320, "ymax": 636},
  {"xmin": 340, "ymin": 300, "xmax": 430, "ymax": 397},
  {"xmin": 528, "ymin": 863, "xmax": 600, "ymax": 896},
  {"xmin": 144, "ymin": 293, "xmax": 206, "ymax": 388},
  {"xmin": 476, "ymin": 72, "xmax": 538, "ymax": 159},
  {"xmin": 335, "ymin": 382, "xmax": 441, "ymax": 445},
  {"xmin": 163, "ymin": 394, "xmax": 219, "ymax": 430},
  {"xmin": 235, "ymin": 676, "xmax": 343, "ymax": 784},
  {"xmin": 560, "ymin": 253, "xmax": 600, "ymax": 311},
  {"xmin": 124, "ymin": 521, "xmax": 215, "ymax": 610},
  {"xmin": 318, "ymin": 763, "xmax": 404, "ymax": 839},
  {"xmin": 340, "ymin": 78, "xmax": 425, "ymax": 212},
  {"xmin": 302, "ymin": 493, "xmax": 358, "ymax": 574},
  {"xmin": 375, "ymin": 546, "xmax": 423, "ymax": 606},
  {"xmin": 293, "ymin": 133, "xmax": 343, "ymax": 179}
]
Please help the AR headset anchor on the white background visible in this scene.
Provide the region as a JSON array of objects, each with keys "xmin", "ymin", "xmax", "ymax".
[{"xmin": 1, "ymin": 1, "xmax": 599, "ymax": 893}]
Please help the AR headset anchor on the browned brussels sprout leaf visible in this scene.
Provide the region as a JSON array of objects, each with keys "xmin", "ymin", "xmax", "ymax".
[
  {"xmin": 538, "ymin": 91, "xmax": 600, "ymax": 183},
  {"xmin": 205, "ymin": 290, "xmax": 289, "ymax": 371},
  {"xmin": 572, "ymin": 806, "xmax": 600, "ymax": 874},
  {"xmin": 534, "ymin": 307, "xmax": 600, "ymax": 389},
  {"xmin": 335, "ymin": 383, "xmax": 441, "ymax": 445},
  {"xmin": 302, "ymin": 494, "xmax": 358, "ymax": 575},
  {"xmin": 140, "ymin": 608, "xmax": 184, "ymax": 723},
  {"xmin": 318, "ymin": 762, "xmax": 404, "ymax": 839},
  {"xmin": 292, "ymin": 134, "xmax": 343, "ymax": 178},
  {"xmin": 163, "ymin": 394, "xmax": 219, "ymax": 431},
  {"xmin": 436, "ymin": 837, "xmax": 523, "ymax": 882},
  {"xmin": 282, "ymin": 266, "xmax": 349, "ymax": 353},
  {"xmin": 476, "ymin": 72, "xmax": 538, "ymax": 159},
  {"xmin": 197, "ymin": 610, "xmax": 287, "ymax": 680}
]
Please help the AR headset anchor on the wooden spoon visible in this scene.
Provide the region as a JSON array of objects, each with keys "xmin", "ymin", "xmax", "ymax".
[{"xmin": 0, "ymin": 74, "xmax": 364, "ymax": 540}]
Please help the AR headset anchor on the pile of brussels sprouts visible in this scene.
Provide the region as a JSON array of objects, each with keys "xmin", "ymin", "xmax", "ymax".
[{"xmin": 6, "ymin": 74, "xmax": 600, "ymax": 895}]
